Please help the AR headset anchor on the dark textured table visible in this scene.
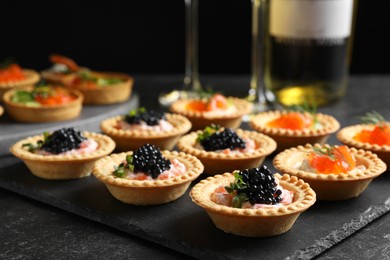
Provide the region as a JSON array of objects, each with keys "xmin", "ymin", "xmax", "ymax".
[{"xmin": 0, "ymin": 75, "xmax": 389, "ymax": 259}]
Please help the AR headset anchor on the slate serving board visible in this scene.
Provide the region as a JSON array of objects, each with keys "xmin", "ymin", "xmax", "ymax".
[{"xmin": 0, "ymin": 154, "xmax": 389, "ymax": 260}]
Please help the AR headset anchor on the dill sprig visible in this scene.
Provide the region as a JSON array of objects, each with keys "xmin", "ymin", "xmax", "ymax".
[
  {"xmin": 287, "ymin": 102, "xmax": 317, "ymax": 115},
  {"xmin": 312, "ymin": 146, "xmax": 336, "ymax": 160},
  {"xmin": 358, "ymin": 111, "xmax": 386, "ymax": 125},
  {"xmin": 224, "ymin": 170, "xmax": 249, "ymax": 208}
]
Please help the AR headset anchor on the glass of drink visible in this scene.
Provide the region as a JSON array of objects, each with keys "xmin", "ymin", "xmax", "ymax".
[
  {"xmin": 247, "ymin": 0, "xmax": 269, "ymax": 113},
  {"xmin": 159, "ymin": 0, "xmax": 202, "ymax": 107}
]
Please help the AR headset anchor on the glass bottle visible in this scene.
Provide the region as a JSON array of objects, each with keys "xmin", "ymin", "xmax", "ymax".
[{"xmin": 263, "ymin": 0, "xmax": 358, "ymax": 106}]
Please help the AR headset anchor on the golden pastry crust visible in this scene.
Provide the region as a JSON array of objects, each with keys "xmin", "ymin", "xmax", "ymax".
[
  {"xmin": 337, "ymin": 124, "xmax": 390, "ymax": 165},
  {"xmin": 273, "ymin": 144, "xmax": 387, "ymax": 201},
  {"xmin": 249, "ymin": 110, "xmax": 340, "ymax": 151},
  {"xmin": 100, "ymin": 113, "xmax": 192, "ymax": 151},
  {"xmin": 42, "ymin": 71, "xmax": 133, "ymax": 105},
  {"xmin": 177, "ymin": 129, "xmax": 277, "ymax": 174},
  {"xmin": 93, "ymin": 151, "xmax": 204, "ymax": 205},
  {"xmin": 190, "ymin": 172, "xmax": 316, "ymax": 237},
  {"xmin": 2, "ymin": 86, "xmax": 83, "ymax": 122},
  {"xmin": 0, "ymin": 69, "xmax": 40, "ymax": 97},
  {"xmin": 170, "ymin": 97, "xmax": 252, "ymax": 130},
  {"xmin": 71, "ymin": 72, "xmax": 133, "ymax": 105},
  {"xmin": 10, "ymin": 132, "xmax": 116, "ymax": 180},
  {"xmin": 0, "ymin": 105, "xmax": 3, "ymax": 117}
]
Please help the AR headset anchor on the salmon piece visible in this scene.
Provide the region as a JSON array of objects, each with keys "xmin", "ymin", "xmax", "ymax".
[
  {"xmin": 267, "ymin": 112, "xmax": 312, "ymax": 130},
  {"xmin": 49, "ymin": 54, "xmax": 79, "ymax": 72}
]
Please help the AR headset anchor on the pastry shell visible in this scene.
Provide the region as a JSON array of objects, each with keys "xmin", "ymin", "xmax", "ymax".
[
  {"xmin": 190, "ymin": 172, "xmax": 316, "ymax": 237},
  {"xmin": 0, "ymin": 69, "xmax": 40, "ymax": 98},
  {"xmin": 170, "ymin": 97, "xmax": 252, "ymax": 130},
  {"xmin": 10, "ymin": 132, "xmax": 115, "ymax": 180},
  {"xmin": 249, "ymin": 111, "xmax": 340, "ymax": 151},
  {"xmin": 273, "ymin": 144, "xmax": 387, "ymax": 201},
  {"xmin": 337, "ymin": 124, "xmax": 390, "ymax": 165},
  {"xmin": 0, "ymin": 105, "xmax": 3, "ymax": 117},
  {"xmin": 42, "ymin": 71, "xmax": 133, "ymax": 105},
  {"xmin": 177, "ymin": 129, "xmax": 277, "ymax": 174},
  {"xmin": 93, "ymin": 151, "xmax": 204, "ymax": 205},
  {"xmin": 100, "ymin": 113, "xmax": 192, "ymax": 151},
  {"xmin": 2, "ymin": 86, "xmax": 83, "ymax": 123}
]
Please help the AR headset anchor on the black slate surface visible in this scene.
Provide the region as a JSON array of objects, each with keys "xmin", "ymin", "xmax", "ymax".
[{"xmin": 0, "ymin": 153, "xmax": 389, "ymax": 259}]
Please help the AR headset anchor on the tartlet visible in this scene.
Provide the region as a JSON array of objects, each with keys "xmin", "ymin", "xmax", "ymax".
[
  {"xmin": 170, "ymin": 95, "xmax": 252, "ymax": 130},
  {"xmin": 10, "ymin": 131, "xmax": 115, "ymax": 180},
  {"xmin": 177, "ymin": 128, "xmax": 277, "ymax": 174},
  {"xmin": 337, "ymin": 112, "xmax": 390, "ymax": 165},
  {"xmin": 93, "ymin": 150, "xmax": 204, "ymax": 205},
  {"xmin": 250, "ymin": 110, "xmax": 340, "ymax": 151},
  {"xmin": 101, "ymin": 113, "xmax": 192, "ymax": 151},
  {"xmin": 0, "ymin": 68, "xmax": 40, "ymax": 98},
  {"xmin": 337, "ymin": 125, "xmax": 390, "ymax": 165},
  {"xmin": 3, "ymin": 86, "xmax": 83, "ymax": 122},
  {"xmin": 41, "ymin": 54, "xmax": 133, "ymax": 105},
  {"xmin": 190, "ymin": 172, "xmax": 316, "ymax": 237},
  {"xmin": 0, "ymin": 105, "xmax": 3, "ymax": 117},
  {"xmin": 273, "ymin": 144, "xmax": 387, "ymax": 200}
]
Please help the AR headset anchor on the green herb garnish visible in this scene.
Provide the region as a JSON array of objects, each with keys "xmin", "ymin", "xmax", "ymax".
[
  {"xmin": 224, "ymin": 170, "xmax": 249, "ymax": 208},
  {"xmin": 78, "ymin": 71, "xmax": 123, "ymax": 86},
  {"xmin": 0, "ymin": 57, "xmax": 16, "ymax": 69},
  {"xmin": 196, "ymin": 124, "xmax": 220, "ymax": 143},
  {"xmin": 358, "ymin": 111, "xmax": 386, "ymax": 125},
  {"xmin": 113, "ymin": 155, "xmax": 134, "ymax": 177},
  {"xmin": 22, "ymin": 132, "xmax": 50, "ymax": 152},
  {"xmin": 312, "ymin": 146, "xmax": 336, "ymax": 160}
]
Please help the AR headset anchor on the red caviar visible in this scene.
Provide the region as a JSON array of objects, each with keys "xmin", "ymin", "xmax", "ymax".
[
  {"xmin": 353, "ymin": 125, "xmax": 390, "ymax": 146},
  {"xmin": 187, "ymin": 94, "xmax": 229, "ymax": 112},
  {"xmin": 35, "ymin": 88, "xmax": 76, "ymax": 105},
  {"xmin": 0, "ymin": 64, "xmax": 26, "ymax": 82},
  {"xmin": 308, "ymin": 146, "xmax": 356, "ymax": 174},
  {"xmin": 267, "ymin": 112, "xmax": 313, "ymax": 130}
]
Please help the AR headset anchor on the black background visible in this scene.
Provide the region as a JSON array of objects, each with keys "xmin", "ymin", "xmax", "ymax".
[{"xmin": 1, "ymin": 0, "xmax": 388, "ymax": 75}]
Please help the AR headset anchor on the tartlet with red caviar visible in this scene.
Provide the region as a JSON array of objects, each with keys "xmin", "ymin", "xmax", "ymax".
[
  {"xmin": 41, "ymin": 54, "xmax": 133, "ymax": 105},
  {"xmin": 250, "ymin": 109, "xmax": 340, "ymax": 151},
  {"xmin": 177, "ymin": 125, "xmax": 277, "ymax": 174},
  {"xmin": 273, "ymin": 144, "xmax": 387, "ymax": 200},
  {"xmin": 170, "ymin": 93, "xmax": 252, "ymax": 130},
  {"xmin": 190, "ymin": 165, "xmax": 316, "ymax": 237},
  {"xmin": 101, "ymin": 108, "xmax": 192, "ymax": 151},
  {"xmin": 0, "ymin": 60, "xmax": 40, "ymax": 97},
  {"xmin": 10, "ymin": 127, "xmax": 115, "ymax": 180},
  {"xmin": 3, "ymin": 84, "xmax": 83, "ymax": 122},
  {"xmin": 93, "ymin": 144, "xmax": 204, "ymax": 205},
  {"xmin": 337, "ymin": 111, "xmax": 390, "ymax": 165}
]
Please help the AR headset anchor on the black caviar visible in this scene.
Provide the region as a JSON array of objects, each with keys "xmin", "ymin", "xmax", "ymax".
[
  {"xmin": 238, "ymin": 165, "xmax": 282, "ymax": 205},
  {"xmin": 200, "ymin": 128, "xmax": 246, "ymax": 151},
  {"xmin": 125, "ymin": 108, "xmax": 166, "ymax": 126},
  {"xmin": 41, "ymin": 127, "xmax": 86, "ymax": 154},
  {"xmin": 132, "ymin": 144, "xmax": 171, "ymax": 179}
]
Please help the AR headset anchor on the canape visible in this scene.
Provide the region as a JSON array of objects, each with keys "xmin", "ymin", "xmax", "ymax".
[
  {"xmin": 41, "ymin": 54, "xmax": 133, "ymax": 105},
  {"xmin": 177, "ymin": 125, "xmax": 277, "ymax": 174},
  {"xmin": 101, "ymin": 108, "xmax": 192, "ymax": 151},
  {"xmin": 337, "ymin": 111, "xmax": 390, "ymax": 165},
  {"xmin": 93, "ymin": 144, "xmax": 204, "ymax": 205},
  {"xmin": 0, "ymin": 60, "xmax": 40, "ymax": 97},
  {"xmin": 170, "ymin": 93, "xmax": 252, "ymax": 130},
  {"xmin": 273, "ymin": 144, "xmax": 387, "ymax": 200},
  {"xmin": 250, "ymin": 110, "xmax": 340, "ymax": 151},
  {"xmin": 3, "ymin": 84, "xmax": 83, "ymax": 122},
  {"xmin": 10, "ymin": 127, "xmax": 115, "ymax": 180},
  {"xmin": 190, "ymin": 165, "xmax": 316, "ymax": 237}
]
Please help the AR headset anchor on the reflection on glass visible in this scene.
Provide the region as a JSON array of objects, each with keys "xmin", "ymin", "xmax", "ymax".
[{"xmin": 247, "ymin": 0, "xmax": 268, "ymax": 113}]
